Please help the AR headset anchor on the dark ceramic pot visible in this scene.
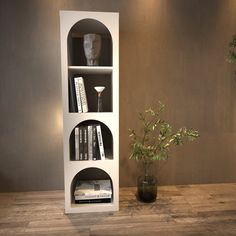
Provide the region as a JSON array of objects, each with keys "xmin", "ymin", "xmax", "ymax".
[{"xmin": 137, "ymin": 175, "xmax": 157, "ymax": 203}]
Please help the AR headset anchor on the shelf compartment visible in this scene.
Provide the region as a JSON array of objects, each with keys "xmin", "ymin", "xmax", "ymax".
[
  {"xmin": 68, "ymin": 74, "xmax": 112, "ymax": 113},
  {"xmin": 68, "ymin": 19, "xmax": 112, "ymax": 67},
  {"xmin": 70, "ymin": 167, "xmax": 113, "ymax": 206},
  {"xmin": 69, "ymin": 120, "xmax": 113, "ymax": 161}
]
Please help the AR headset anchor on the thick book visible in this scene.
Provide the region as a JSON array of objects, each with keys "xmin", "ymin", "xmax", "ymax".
[
  {"xmin": 74, "ymin": 179, "xmax": 112, "ymax": 200},
  {"xmin": 77, "ymin": 77, "xmax": 88, "ymax": 112},
  {"xmin": 74, "ymin": 77, "xmax": 82, "ymax": 113},
  {"xmin": 87, "ymin": 125, "xmax": 93, "ymax": 160},
  {"xmin": 74, "ymin": 127, "xmax": 79, "ymax": 160},
  {"xmin": 68, "ymin": 76, "xmax": 78, "ymax": 112},
  {"xmin": 96, "ymin": 125, "xmax": 106, "ymax": 160},
  {"xmin": 83, "ymin": 126, "xmax": 88, "ymax": 160}
]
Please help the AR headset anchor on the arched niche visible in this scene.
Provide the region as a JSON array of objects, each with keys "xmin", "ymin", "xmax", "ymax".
[
  {"xmin": 70, "ymin": 167, "xmax": 113, "ymax": 204},
  {"xmin": 67, "ymin": 18, "xmax": 112, "ymax": 66},
  {"xmin": 69, "ymin": 120, "xmax": 113, "ymax": 161}
]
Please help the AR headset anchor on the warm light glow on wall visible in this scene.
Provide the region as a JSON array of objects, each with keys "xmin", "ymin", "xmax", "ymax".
[
  {"xmin": 139, "ymin": 0, "xmax": 161, "ymax": 10},
  {"xmin": 54, "ymin": 107, "xmax": 63, "ymax": 134}
]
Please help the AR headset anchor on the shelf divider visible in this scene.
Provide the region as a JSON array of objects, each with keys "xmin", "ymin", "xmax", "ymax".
[{"xmin": 68, "ymin": 66, "xmax": 113, "ymax": 74}]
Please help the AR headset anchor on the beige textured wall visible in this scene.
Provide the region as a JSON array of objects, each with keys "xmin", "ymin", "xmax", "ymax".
[
  {"xmin": 119, "ymin": 0, "xmax": 236, "ymax": 186},
  {"xmin": 0, "ymin": 0, "xmax": 236, "ymax": 191}
]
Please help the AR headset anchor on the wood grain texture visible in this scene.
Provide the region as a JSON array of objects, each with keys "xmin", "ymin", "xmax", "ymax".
[{"xmin": 0, "ymin": 184, "xmax": 236, "ymax": 235}]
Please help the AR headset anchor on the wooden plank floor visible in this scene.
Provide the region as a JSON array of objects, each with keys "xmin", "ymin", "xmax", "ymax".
[{"xmin": 0, "ymin": 183, "xmax": 236, "ymax": 236}]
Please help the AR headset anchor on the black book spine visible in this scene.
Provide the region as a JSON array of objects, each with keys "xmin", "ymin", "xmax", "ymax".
[
  {"xmin": 75, "ymin": 198, "xmax": 111, "ymax": 204},
  {"xmin": 92, "ymin": 125, "xmax": 100, "ymax": 160},
  {"xmin": 68, "ymin": 76, "xmax": 78, "ymax": 112}
]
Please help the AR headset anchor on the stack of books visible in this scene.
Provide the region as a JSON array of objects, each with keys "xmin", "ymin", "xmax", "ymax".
[
  {"xmin": 74, "ymin": 124, "xmax": 105, "ymax": 161},
  {"xmin": 74, "ymin": 179, "xmax": 112, "ymax": 204},
  {"xmin": 69, "ymin": 76, "xmax": 88, "ymax": 113}
]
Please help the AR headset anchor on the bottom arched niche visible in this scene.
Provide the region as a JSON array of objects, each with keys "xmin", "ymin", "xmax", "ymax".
[{"xmin": 71, "ymin": 167, "xmax": 113, "ymax": 204}]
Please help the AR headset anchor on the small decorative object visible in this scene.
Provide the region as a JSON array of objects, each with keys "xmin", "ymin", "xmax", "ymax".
[
  {"xmin": 129, "ymin": 102, "xmax": 199, "ymax": 203},
  {"xmin": 83, "ymin": 34, "xmax": 102, "ymax": 66},
  {"xmin": 94, "ymin": 86, "xmax": 105, "ymax": 112},
  {"xmin": 227, "ymin": 34, "xmax": 236, "ymax": 63}
]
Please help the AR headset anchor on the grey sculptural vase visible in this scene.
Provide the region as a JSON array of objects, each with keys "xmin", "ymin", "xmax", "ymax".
[{"xmin": 83, "ymin": 34, "xmax": 102, "ymax": 66}]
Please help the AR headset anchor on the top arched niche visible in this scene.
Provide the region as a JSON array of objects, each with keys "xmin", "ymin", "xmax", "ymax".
[{"xmin": 67, "ymin": 18, "xmax": 113, "ymax": 66}]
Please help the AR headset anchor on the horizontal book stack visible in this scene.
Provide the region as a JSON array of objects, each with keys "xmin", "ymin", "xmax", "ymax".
[
  {"xmin": 74, "ymin": 179, "xmax": 112, "ymax": 204},
  {"xmin": 74, "ymin": 124, "xmax": 106, "ymax": 161},
  {"xmin": 69, "ymin": 76, "xmax": 88, "ymax": 113}
]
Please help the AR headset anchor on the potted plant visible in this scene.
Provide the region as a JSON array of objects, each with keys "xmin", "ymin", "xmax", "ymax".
[{"xmin": 128, "ymin": 102, "xmax": 199, "ymax": 203}]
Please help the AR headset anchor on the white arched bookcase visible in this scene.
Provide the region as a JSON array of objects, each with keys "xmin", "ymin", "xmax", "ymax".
[{"xmin": 60, "ymin": 11, "xmax": 119, "ymax": 213}]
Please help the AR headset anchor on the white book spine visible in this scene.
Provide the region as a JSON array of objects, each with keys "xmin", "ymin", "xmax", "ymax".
[
  {"xmin": 74, "ymin": 127, "xmax": 79, "ymax": 160},
  {"xmin": 88, "ymin": 125, "xmax": 93, "ymax": 160},
  {"xmin": 96, "ymin": 125, "xmax": 106, "ymax": 160},
  {"xmin": 74, "ymin": 77, "xmax": 82, "ymax": 113},
  {"xmin": 79, "ymin": 127, "xmax": 83, "ymax": 161},
  {"xmin": 78, "ymin": 77, "xmax": 88, "ymax": 112}
]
